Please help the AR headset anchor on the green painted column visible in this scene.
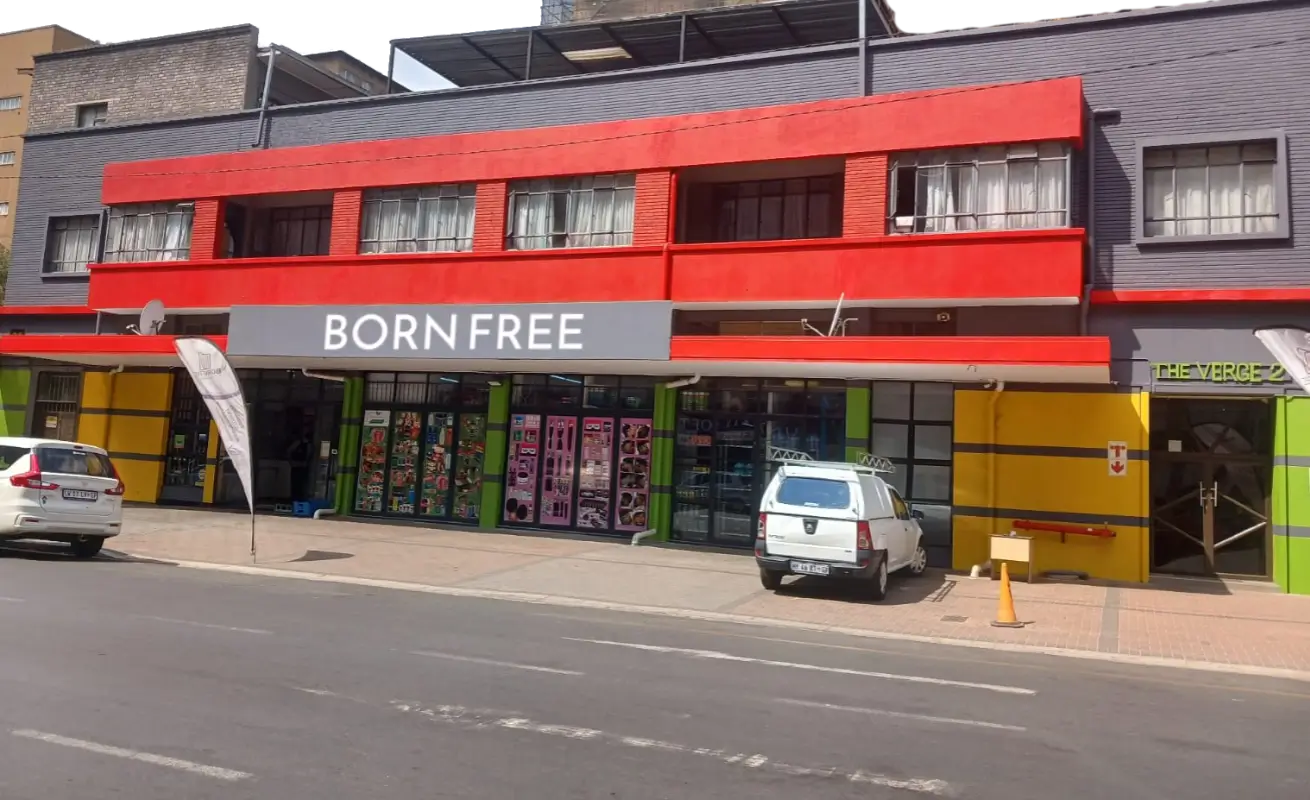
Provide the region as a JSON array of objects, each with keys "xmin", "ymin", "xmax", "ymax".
[
  {"xmin": 845, "ymin": 385, "xmax": 870, "ymax": 463},
  {"xmin": 649, "ymin": 385, "xmax": 677, "ymax": 542},
  {"xmin": 1273, "ymin": 395, "xmax": 1310, "ymax": 595},
  {"xmin": 334, "ymin": 377, "xmax": 364, "ymax": 514},
  {"xmin": 0, "ymin": 363, "xmax": 31, "ymax": 437},
  {"xmin": 479, "ymin": 382, "xmax": 511, "ymax": 530}
]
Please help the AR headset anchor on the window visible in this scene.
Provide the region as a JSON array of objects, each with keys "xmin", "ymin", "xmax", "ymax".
[
  {"xmin": 43, "ymin": 215, "xmax": 101, "ymax": 274},
  {"xmin": 889, "ymin": 143, "xmax": 1070, "ymax": 233},
  {"xmin": 360, "ymin": 185, "xmax": 476, "ymax": 253},
  {"xmin": 1140, "ymin": 133, "xmax": 1285, "ymax": 240},
  {"xmin": 37, "ymin": 446, "xmax": 115, "ymax": 478},
  {"xmin": 33, "ymin": 371, "xmax": 82, "ymax": 441},
  {"xmin": 0, "ymin": 151, "xmax": 15, "ymax": 167},
  {"xmin": 507, "ymin": 173, "xmax": 635, "ymax": 249},
  {"xmin": 870, "ymin": 381, "xmax": 953, "ymax": 565},
  {"xmin": 776, "ymin": 476, "xmax": 850, "ymax": 510},
  {"xmin": 76, "ymin": 103, "xmax": 107, "ymax": 128},
  {"xmin": 267, "ymin": 205, "xmax": 332, "ymax": 257},
  {"xmin": 104, "ymin": 202, "xmax": 193, "ymax": 262},
  {"xmin": 0, "ymin": 202, "xmax": 9, "ymax": 216},
  {"xmin": 710, "ymin": 177, "xmax": 840, "ymax": 242},
  {"xmin": 0, "ymin": 96, "xmax": 19, "ymax": 112}
]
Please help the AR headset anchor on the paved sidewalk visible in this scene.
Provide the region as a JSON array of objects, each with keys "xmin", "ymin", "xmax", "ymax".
[{"xmin": 103, "ymin": 506, "xmax": 1310, "ymax": 674}]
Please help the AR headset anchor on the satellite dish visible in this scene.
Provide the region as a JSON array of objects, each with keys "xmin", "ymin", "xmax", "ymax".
[{"xmin": 139, "ymin": 300, "xmax": 166, "ymax": 336}]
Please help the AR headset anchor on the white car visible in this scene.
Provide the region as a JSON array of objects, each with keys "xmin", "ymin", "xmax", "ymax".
[
  {"xmin": 754, "ymin": 454, "xmax": 927, "ymax": 601},
  {"xmin": 0, "ymin": 437, "xmax": 125, "ymax": 558}
]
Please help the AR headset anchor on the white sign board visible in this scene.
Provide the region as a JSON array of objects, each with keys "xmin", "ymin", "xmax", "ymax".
[
  {"xmin": 1107, "ymin": 441, "xmax": 1128, "ymax": 477},
  {"xmin": 174, "ymin": 337, "xmax": 254, "ymax": 514}
]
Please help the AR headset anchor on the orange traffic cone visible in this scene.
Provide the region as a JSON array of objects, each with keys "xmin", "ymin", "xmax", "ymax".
[{"xmin": 990, "ymin": 561, "xmax": 1025, "ymax": 628}]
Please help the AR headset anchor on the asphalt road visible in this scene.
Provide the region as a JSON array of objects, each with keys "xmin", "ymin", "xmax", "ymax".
[{"xmin": 1, "ymin": 546, "xmax": 1308, "ymax": 800}]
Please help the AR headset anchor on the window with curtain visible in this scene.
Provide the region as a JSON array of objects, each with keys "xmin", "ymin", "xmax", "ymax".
[
  {"xmin": 103, "ymin": 202, "xmax": 194, "ymax": 262},
  {"xmin": 710, "ymin": 176, "xmax": 840, "ymax": 242},
  {"xmin": 889, "ymin": 143, "xmax": 1070, "ymax": 234},
  {"xmin": 1143, "ymin": 142, "xmax": 1278, "ymax": 237},
  {"xmin": 359, "ymin": 184, "xmax": 476, "ymax": 253},
  {"xmin": 43, "ymin": 215, "xmax": 101, "ymax": 274},
  {"xmin": 506, "ymin": 173, "xmax": 636, "ymax": 250}
]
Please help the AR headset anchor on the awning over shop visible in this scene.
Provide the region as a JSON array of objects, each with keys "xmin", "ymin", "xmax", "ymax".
[{"xmin": 0, "ymin": 334, "xmax": 1110, "ymax": 384}]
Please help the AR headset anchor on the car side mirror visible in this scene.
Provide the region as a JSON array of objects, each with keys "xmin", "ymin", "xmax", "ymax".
[{"xmin": 910, "ymin": 509, "xmax": 925, "ymax": 520}]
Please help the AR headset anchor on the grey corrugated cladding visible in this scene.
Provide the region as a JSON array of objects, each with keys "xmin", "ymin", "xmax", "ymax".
[
  {"xmin": 864, "ymin": 0, "xmax": 1310, "ymax": 290},
  {"xmin": 6, "ymin": 0, "xmax": 1309, "ymax": 307}
]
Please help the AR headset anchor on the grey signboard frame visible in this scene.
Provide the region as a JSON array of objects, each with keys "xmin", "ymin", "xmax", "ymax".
[{"xmin": 226, "ymin": 302, "xmax": 674, "ymax": 361}]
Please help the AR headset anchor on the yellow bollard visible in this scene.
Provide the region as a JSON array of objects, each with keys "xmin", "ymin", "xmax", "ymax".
[{"xmin": 990, "ymin": 561, "xmax": 1025, "ymax": 628}]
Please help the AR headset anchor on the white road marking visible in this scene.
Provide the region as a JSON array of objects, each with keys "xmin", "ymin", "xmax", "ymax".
[
  {"xmin": 11, "ymin": 730, "xmax": 251, "ymax": 782},
  {"xmin": 293, "ymin": 687, "xmax": 341, "ymax": 697},
  {"xmin": 0, "ymin": 596, "xmax": 25, "ymax": 603},
  {"xmin": 136, "ymin": 615, "xmax": 272, "ymax": 636},
  {"xmin": 779, "ymin": 698, "xmax": 1028, "ymax": 731},
  {"xmin": 393, "ymin": 702, "xmax": 952, "ymax": 795},
  {"xmin": 411, "ymin": 650, "xmax": 583, "ymax": 676},
  {"xmin": 567, "ymin": 638, "xmax": 1036, "ymax": 696}
]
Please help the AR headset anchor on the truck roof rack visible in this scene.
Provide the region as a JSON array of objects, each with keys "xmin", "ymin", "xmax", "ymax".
[{"xmin": 766, "ymin": 447, "xmax": 896, "ymax": 474}]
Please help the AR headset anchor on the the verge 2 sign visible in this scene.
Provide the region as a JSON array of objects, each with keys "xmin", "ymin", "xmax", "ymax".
[{"xmin": 226, "ymin": 302, "xmax": 673, "ymax": 361}]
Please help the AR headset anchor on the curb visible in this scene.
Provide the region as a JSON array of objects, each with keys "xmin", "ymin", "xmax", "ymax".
[{"xmin": 143, "ymin": 555, "xmax": 1310, "ymax": 685}]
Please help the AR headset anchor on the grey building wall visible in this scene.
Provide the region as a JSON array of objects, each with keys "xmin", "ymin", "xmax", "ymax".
[
  {"xmin": 1090, "ymin": 304, "xmax": 1310, "ymax": 394},
  {"xmin": 570, "ymin": 0, "xmax": 769, "ymax": 22},
  {"xmin": 6, "ymin": 0, "xmax": 1308, "ymax": 309},
  {"xmin": 865, "ymin": 0, "xmax": 1310, "ymax": 291},
  {"xmin": 27, "ymin": 26, "xmax": 258, "ymax": 134}
]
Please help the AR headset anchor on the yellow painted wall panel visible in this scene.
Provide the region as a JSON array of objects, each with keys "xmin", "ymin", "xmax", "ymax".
[
  {"xmin": 956, "ymin": 389, "xmax": 1148, "ymax": 450},
  {"xmin": 953, "ymin": 513, "xmax": 1145, "ymax": 582},
  {"xmin": 112, "ymin": 372, "xmax": 173, "ymax": 413},
  {"xmin": 114, "ymin": 459, "xmax": 165, "ymax": 504},
  {"xmin": 953, "ymin": 389, "xmax": 1151, "ymax": 583},
  {"xmin": 202, "ymin": 419, "xmax": 220, "ymax": 504}
]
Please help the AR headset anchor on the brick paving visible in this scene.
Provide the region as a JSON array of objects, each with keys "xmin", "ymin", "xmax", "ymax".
[{"xmin": 104, "ymin": 507, "xmax": 1310, "ymax": 673}]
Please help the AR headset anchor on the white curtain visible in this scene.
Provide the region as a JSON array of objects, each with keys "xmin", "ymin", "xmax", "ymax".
[
  {"xmin": 1037, "ymin": 159, "xmax": 1067, "ymax": 228},
  {"xmin": 974, "ymin": 162, "xmax": 1007, "ymax": 229},
  {"xmin": 1244, "ymin": 160, "xmax": 1276, "ymax": 233},
  {"xmin": 611, "ymin": 186, "xmax": 634, "ymax": 245},
  {"xmin": 1144, "ymin": 168, "xmax": 1174, "ymax": 236},
  {"xmin": 1006, "ymin": 160, "xmax": 1037, "ymax": 229}
]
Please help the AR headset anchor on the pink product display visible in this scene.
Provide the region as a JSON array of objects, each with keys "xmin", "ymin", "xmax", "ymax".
[
  {"xmin": 539, "ymin": 416, "xmax": 577, "ymax": 526},
  {"xmin": 576, "ymin": 417, "xmax": 615, "ymax": 530},
  {"xmin": 503, "ymin": 414, "xmax": 541, "ymax": 524},
  {"xmin": 615, "ymin": 418, "xmax": 653, "ymax": 532}
]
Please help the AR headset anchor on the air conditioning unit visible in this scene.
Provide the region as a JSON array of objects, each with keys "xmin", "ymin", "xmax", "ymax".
[{"xmin": 892, "ymin": 216, "xmax": 914, "ymax": 234}]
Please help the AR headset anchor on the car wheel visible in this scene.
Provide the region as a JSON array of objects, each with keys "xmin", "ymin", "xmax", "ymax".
[
  {"xmin": 760, "ymin": 569, "xmax": 783, "ymax": 591},
  {"xmin": 908, "ymin": 542, "xmax": 929, "ymax": 576},
  {"xmin": 70, "ymin": 537, "xmax": 104, "ymax": 560},
  {"xmin": 868, "ymin": 553, "xmax": 888, "ymax": 601}
]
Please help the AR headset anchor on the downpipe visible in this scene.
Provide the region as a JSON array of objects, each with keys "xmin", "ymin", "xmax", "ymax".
[
  {"xmin": 313, "ymin": 508, "xmax": 337, "ymax": 520},
  {"xmin": 630, "ymin": 528, "xmax": 659, "ymax": 546},
  {"xmin": 664, "ymin": 373, "xmax": 700, "ymax": 390},
  {"xmin": 970, "ymin": 379, "xmax": 1005, "ymax": 578},
  {"xmin": 302, "ymin": 368, "xmax": 346, "ymax": 383}
]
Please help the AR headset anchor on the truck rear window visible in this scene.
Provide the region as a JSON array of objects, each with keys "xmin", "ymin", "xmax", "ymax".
[
  {"xmin": 37, "ymin": 447, "xmax": 115, "ymax": 478},
  {"xmin": 776, "ymin": 477, "xmax": 851, "ymax": 509}
]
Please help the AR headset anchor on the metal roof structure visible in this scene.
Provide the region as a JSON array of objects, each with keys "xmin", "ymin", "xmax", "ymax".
[{"xmin": 394, "ymin": 0, "xmax": 897, "ymax": 88}]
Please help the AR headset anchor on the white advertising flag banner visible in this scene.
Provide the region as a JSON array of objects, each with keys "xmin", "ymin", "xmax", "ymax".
[
  {"xmin": 173, "ymin": 337, "xmax": 255, "ymax": 515},
  {"xmin": 1255, "ymin": 326, "xmax": 1310, "ymax": 395}
]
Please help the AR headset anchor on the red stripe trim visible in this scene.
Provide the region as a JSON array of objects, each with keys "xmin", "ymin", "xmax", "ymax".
[
  {"xmin": 0, "ymin": 335, "xmax": 228, "ymax": 356},
  {"xmin": 0, "ymin": 305, "xmax": 98, "ymax": 316},
  {"xmin": 1091, "ymin": 288, "xmax": 1310, "ymax": 304},
  {"xmin": 670, "ymin": 336, "xmax": 1110, "ymax": 366}
]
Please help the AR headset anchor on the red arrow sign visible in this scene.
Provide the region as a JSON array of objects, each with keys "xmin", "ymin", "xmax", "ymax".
[{"xmin": 1110, "ymin": 462, "xmax": 1125, "ymax": 474}]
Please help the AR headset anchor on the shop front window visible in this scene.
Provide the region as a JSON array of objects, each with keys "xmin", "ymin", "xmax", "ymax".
[
  {"xmin": 870, "ymin": 381, "xmax": 954, "ymax": 566},
  {"xmin": 503, "ymin": 375, "xmax": 655, "ymax": 534},
  {"xmin": 673, "ymin": 378, "xmax": 846, "ymax": 547},
  {"xmin": 356, "ymin": 373, "xmax": 489, "ymax": 522}
]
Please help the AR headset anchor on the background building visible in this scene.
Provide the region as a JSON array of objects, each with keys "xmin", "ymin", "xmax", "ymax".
[
  {"xmin": 0, "ymin": 25, "xmax": 95, "ymax": 259},
  {"xmin": 0, "ymin": 0, "xmax": 1307, "ymax": 594}
]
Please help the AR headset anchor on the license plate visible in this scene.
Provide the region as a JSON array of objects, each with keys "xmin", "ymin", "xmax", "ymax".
[
  {"xmin": 61, "ymin": 489, "xmax": 98, "ymax": 502},
  {"xmin": 790, "ymin": 560, "xmax": 830, "ymax": 576}
]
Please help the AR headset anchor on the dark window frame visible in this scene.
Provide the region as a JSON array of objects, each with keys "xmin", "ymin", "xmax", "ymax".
[
  {"xmin": 506, "ymin": 173, "xmax": 636, "ymax": 250},
  {"xmin": 75, "ymin": 102, "xmax": 108, "ymax": 128},
  {"xmin": 708, "ymin": 175, "xmax": 842, "ymax": 243},
  {"xmin": 41, "ymin": 213, "xmax": 102, "ymax": 277},
  {"xmin": 103, "ymin": 202, "xmax": 194, "ymax": 263},
  {"xmin": 1135, "ymin": 129, "xmax": 1289, "ymax": 245},
  {"xmin": 359, "ymin": 184, "xmax": 477, "ymax": 254}
]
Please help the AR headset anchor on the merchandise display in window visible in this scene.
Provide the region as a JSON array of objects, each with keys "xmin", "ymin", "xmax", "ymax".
[
  {"xmin": 419, "ymin": 412, "xmax": 454, "ymax": 517},
  {"xmin": 577, "ymin": 417, "xmax": 614, "ymax": 530},
  {"xmin": 386, "ymin": 411, "xmax": 423, "ymax": 514},
  {"xmin": 356, "ymin": 411, "xmax": 391, "ymax": 513},
  {"xmin": 504, "ymin": 414, "xmax": 542, "ymax": 524},
  {"xmin": 616, "ymin": 419, "xmax": 653, "ymax": 532},
  {"xmin": 452, "ymin": 415, "xmax": 487, "ymax": 521}
]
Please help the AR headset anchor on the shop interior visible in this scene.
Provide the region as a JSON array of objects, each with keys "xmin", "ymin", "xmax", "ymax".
[
  {"xmin": 355, "ymin": 373, "xmax": 491, "ymax": 522},
  {"xmin": 673, "ymin": 378, "xmax": 847, "ymax": 547},
  {"xmin": 1149, "ymin": 396, "xmax": 1272, "ymax": 578},
  {"xmin": 215, "ymin": 370, "xmax": 343, "ymax": 510},
  {"xmin": 501, "ymin": 375, "xmax": 656, "ymax": 535}
]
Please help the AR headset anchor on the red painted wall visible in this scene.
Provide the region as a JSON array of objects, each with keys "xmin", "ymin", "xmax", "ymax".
[
  {"xmin": 101, "ymin": 77, "xmax": 1084, "ymax": 203},
  {"xmin": 669, "ymin": 229, "xmax": 1085, "ymax": 305},
  {"xmin": 672, "ymin": 335, "xmax": 1110, "ymax": 366}
]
